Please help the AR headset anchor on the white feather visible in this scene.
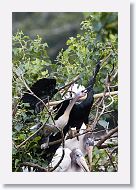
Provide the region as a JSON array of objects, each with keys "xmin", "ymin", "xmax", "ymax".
[{"xmin": 51, "ymin": 147, "xmax": 71, "ymax": 172}]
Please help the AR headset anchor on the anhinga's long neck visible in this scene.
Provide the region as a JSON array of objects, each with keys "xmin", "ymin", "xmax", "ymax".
[{"xmin": 64, "ymin": 95, "xmax": 79, "ymax": 115}]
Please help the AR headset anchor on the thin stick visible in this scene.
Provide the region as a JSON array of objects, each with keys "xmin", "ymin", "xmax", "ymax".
[
  {"xmin": 47, "ymin": 127, "xmax": 117, "ymax": 147},
  {"xmin": 20, "ymin": 76, "xmax": 55, "ymax": 125},
  {"xmin": 104, "ymin": 149, "xmax": 117, "ymax": 171},
  {"xmin": 49, "ymin": 130, "xmax": 65, "ymax": 172}
]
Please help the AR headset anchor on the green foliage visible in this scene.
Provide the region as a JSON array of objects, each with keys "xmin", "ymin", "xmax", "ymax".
[
  {"xmin": 54, "ymin": 14, "xmax": 117, "ymax": 88},
  {"xmin": 12, "ymin": 13, "xmax": 118, "ymax": 172},
  {"xmin": 92, "ymin": 147, "xmax": 118, "ymax": 172}
]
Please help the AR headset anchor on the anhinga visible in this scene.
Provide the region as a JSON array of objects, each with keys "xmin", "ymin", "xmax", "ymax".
[
  {"xmin": 40, "ymin": 91, "xmax": 86, "ymax": 149},
  {"xmin": 53, "ymin": 91, "xmax": 86, "ymax": 132},
  {"xmin": 51, "ymin": 148, "xmax": 89, "ymax": 172},
  {"xmin": 53, "ymin": 61, "xmax": 100, "ymax": 132}
]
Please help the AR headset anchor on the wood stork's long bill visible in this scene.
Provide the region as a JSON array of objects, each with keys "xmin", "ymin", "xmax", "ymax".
[{"xmin": 70, "ymin": 148, "xmax": 90, "ymax": 172}]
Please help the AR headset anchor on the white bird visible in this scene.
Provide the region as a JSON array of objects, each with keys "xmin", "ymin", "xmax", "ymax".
[
  {"xmin": 65, "ymin": 123, "xmax": 94, "ymax": 170},
  {"xmin": 68, "ymin": 148, "xmax": 90, "ymax": 172},
  {"xmin": 51, "ymin": 147, "xmax": 89, "ymax": 172},
  {"xmin": 50, "ymin": 147, "xmax": 71, "ymax": 172}
]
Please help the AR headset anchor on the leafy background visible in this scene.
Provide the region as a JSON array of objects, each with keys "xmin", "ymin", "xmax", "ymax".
[{"xmin": 12, "ymin": 12, "xmax": 118, "ymax": 172}]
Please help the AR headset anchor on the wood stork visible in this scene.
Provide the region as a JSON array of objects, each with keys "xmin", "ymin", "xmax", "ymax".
[
  {"xmin": 51, "ymin": 147, "xmax": 89, "ymax": 172},
  {"xmin": 65, "ymin": 135, "xmax": 94, "ymax": 170}
]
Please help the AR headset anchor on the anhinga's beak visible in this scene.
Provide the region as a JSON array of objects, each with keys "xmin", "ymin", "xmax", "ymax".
[{"xmin": 77, "ymin": 155, "xmax": 90, "ymax": 172}]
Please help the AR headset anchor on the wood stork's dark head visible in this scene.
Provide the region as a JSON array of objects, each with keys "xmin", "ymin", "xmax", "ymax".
[{"xmin": 70, "ymin": 148, "xmax": 90, "ymax": 172}]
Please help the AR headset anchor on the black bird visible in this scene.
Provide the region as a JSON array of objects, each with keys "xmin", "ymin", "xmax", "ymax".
[
  {"xmin": 53, "ymin": 61, "xmax": 100, "ymax": 131},
  {"xmin": 41, "ymin": 62, "xmax": 100, "ymax": 163},
  {"xmin": 22, "ymin": 78, "xmax": 58, "ymax": 113}
]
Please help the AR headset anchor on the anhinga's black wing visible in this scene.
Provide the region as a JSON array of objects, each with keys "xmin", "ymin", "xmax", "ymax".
[{"xmin": 22, "ymin": 78, "xmax": 58, "ymax": 113}]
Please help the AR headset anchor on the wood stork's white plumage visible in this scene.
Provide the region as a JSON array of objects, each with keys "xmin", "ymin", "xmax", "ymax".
[
  {"xmin": 65, "ymin": 124, "xmax": 94, "ymax": 153},
  {"xmin": 50, "ymin": 147, "xmax": 71, "ymax": 172},
  {"xmin": 51, "ymin": 147, "xmax": 89, "ymax": 172},
  {"xmin": 65, "ymin": 123, "xmax": 94, "ymax": 170}
]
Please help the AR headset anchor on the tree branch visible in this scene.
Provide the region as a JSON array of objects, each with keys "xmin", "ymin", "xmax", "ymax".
[
  {"xmin": 96, "ymin": 127, "xmax": 118, "ymax": 148},
  {"xmin": 48, "ymin": 91, "xmax": 118, "ymax": 106},
  {"xmin": 49, "ymin": 129, "xmax": 65, "ymax": 172}
]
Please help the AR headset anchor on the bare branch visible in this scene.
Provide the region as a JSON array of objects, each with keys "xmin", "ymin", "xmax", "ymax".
[
  {"xmin": 49, "ymin": 130, "xmax": 65, "ymax": 172},
  {"xmin": 104, "ymin": 149, "xmax": 117, "ymax": 171},
  {"xmin": 96, "ymin": 127, "xmax": 118, "ymax": 148},
  {"xmin": 48, "ymin": 91, "xmax": 118, "ymax": 106},
  {"xmin": 100, "ymin": 52, "xmax": 112, "ymax": 65}
]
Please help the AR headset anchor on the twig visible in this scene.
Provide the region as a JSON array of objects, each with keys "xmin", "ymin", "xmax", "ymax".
[
  {"xmin": 47, "ymin": 127, "xmax": 117, "ymax": 147},
  {"xmin": 100, "ymin": 52, "xmax": 112, "ymax": 65},
  {"xmin": 49, "ymin": 130, "xmax": 65, "ymax": 172},
  {"xmin": 104, "ymin": 149, "xmax": 117, "ymax": 171},
  {"xmin": 12, "ymin": 101, "xmax": 18, "ymax": 118},
  {"xmin": 111, "ymin": 146, "xmax": 118, "ymax": 154},
  {"xmin": 12, "ymin": 140, "xmax": 18, "ymax": 149},
  {"xmin": 91, "ymin": 71, "xmax": 116, "ymax": 130},
  {"xmin": 20, "ymin": 76, "xmax": 55, "ymax": 125},
  {"xmin": 111, "ymin": 70, "xmax": 118, "ymax": 81},
  {"xmin": 99, "ymin": 143, "xmax": 118, "ymax": 149},
  {"xmin": 16, "ymin": 116, "xmax": 50, "ymax": 149}
]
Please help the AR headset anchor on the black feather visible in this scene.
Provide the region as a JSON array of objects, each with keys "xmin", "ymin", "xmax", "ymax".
[{"xmin": 21, "ymin": 78, "xmax": 58, "ymax": 113}]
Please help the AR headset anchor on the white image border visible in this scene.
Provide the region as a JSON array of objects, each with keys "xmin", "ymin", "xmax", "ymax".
[{"xmin": 0, "ymin": 0, "xmax": 130, "ymax": 185}]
